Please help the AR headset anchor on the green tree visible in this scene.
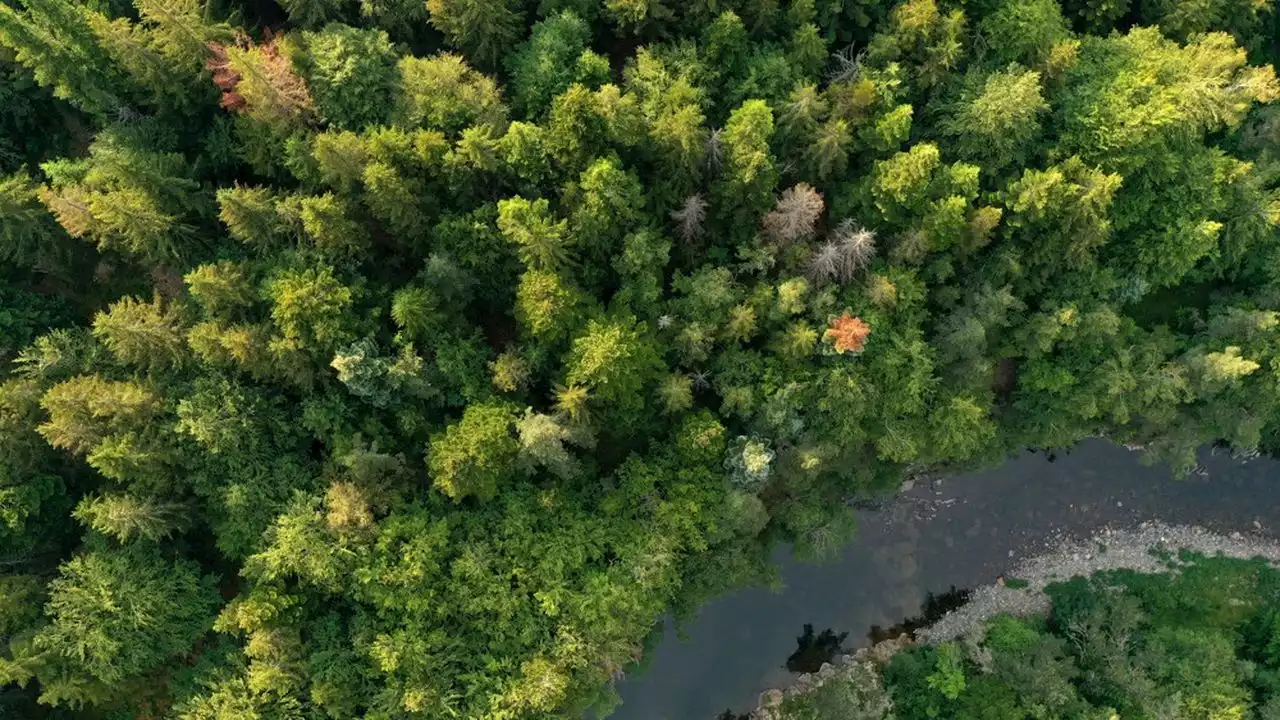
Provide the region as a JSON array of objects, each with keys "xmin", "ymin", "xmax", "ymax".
[
  {"xmin": 498, "ymin": 196, "xmax": 574, "ymax": 272},
  {"xmin": 0, "ymin": 171, "xmax": 70, "ymax": 272},
  {"xmin": 713, "ymin": 99, "xmax": 778, "ymax": 243},
  {"xmin": 72, "ymin": 492, "xmax": 190, "ymax": 542},
  {"xmin": 279, "ymin": 0, "xmax": 347, "ymax": 27},
  {"xmin": 566, "ymin": 156, "xmax": 645, "ymax": 286},
  {"xmin": 940, "ymin": 67, "xmax": 1048, "ymax": 174},
  {"xmin": 506, "ymin": 12, "xmax": 609, "ymax": 117},
  {"xmin": 37, "ymin": 375, "xmax": 161, "ymax": 457},
  {"xmin": 294, "ymin": 24, "xmax": 399, "ymax": 130},
  {"xmin": 427, "ymin": 401, "xmax": 521, "ymax": 501},
  {"xmin": 396, "ymin": 53, "xmax": 508, "ymax": 134},
  {"xmin": 38, "ymin": 130, "xmax": 205, "ymax": 264},
  {"xmin": 564, "ymin": 315, "xmax": 664, "ymax": 427},
  {"xmin": 216, "ymin": 185, "xmax": 289, "ymax": 251},
  {"xmin": 977, "ymin": 0, "xmax": 1072, "ymax": 66},
  {"xmin": 297, "ymin": 192, "xmax": 367, "ymax": 260},
  {"xmin": 0, "ymin": 545, "xmax": 219, "ymax": 708},
  {"xmin": 185, "ymin": 261, "xmax": 255, "ymax": 317},
  {"xmin": 91, "ymin": 296, "xmax": 187, "ymax": 371},
  {"xmin": 265, "ymin": 265, "xmax": 358, "ymax": 359},
  {"xmin": 0, "ymin": 0, "xmax": 129, "ymax": 116},
  {"xmin": 426, "ymin": 0, "xmax": 523, "ymax": 68}
]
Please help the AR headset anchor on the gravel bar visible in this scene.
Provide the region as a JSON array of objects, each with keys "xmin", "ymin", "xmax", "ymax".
[{"xmin": 917, "ymin": 520, "xmax": 1280, "ymax": 643}]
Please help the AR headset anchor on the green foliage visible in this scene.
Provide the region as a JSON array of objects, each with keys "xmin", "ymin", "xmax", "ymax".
[
  {"xmin": 977, "ymin": 0, "xmax": 1072, "ymax": 66},
  {"xmin": 396, "ymin": 53, "xmax": 508, "ymax": 134},
  {"xmin": 0, "ymin": 545, "xmax": 218, "ymax": 708},
  {"xmin": 499, "ymin": 195, "xmax": 574, "ymax": 271},
  {"xmin": 868, "ymin": 556, "xmax": 1280, "ymax": 720},
  {"xmin": 294, "ymin": 24, "xmax": 400, "ymax": 131},
  {"xmin": 265, "ymin": 265, "xmax": 358, "ymax": 358},
  {"xmin": 940, "ymin": 67, "xmax": 1048, "ymax": 174},
  {"xmin": 91, "ymin": 295, "xmax": 186, "ymax": 371},
  {"xmin": 39, "ymin": 129, "xmax": 205, "ymax": 264},
  {"xmin": 507, "ymin": 12, "xmax": 609, "ymax": 118},
  {"xmin": 426, "ymin": 0, "xmax": 524, "ymax": 68},
  {"xmin": 73, "ymin": 492, "xmax": 190, "ymax": 542},
  {"xmin": 427, "ymin": 400, "xmax": 520, "ymax": 501},
  {"xmin": 0, "ymin": 171, "xmax": 72, "ymax": 272}
]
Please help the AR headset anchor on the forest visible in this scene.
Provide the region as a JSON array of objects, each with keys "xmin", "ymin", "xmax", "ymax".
[
  {"xmin": 780, "ymin": 554, "xmax": 1280, "ymax": 720},
  {"xmin": 0, "ymin": 0, "xmax": 1277, "ymax": 716}
]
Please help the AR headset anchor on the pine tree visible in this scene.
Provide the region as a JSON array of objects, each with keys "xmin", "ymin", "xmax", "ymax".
[
  {"xmin": 0, "ymin": 0, "xmax": 129, "ymax": 116},
  {"xmin": 498, "ymin": 196, "xmax": 574, "ymax": 272},
  {"xmin": 216, "ymin": 185, "xmax": 286, "ymax": 250},
  {"xmin": 0, "ymin": 171, "xmax": 70, "ymax": 272},
  {"xmin": 395, "ymin": 54, "xmax": 507, "ymax": 134},
  {"xmin": 426, "ymin": 0, "xmax": 524, "ymax": 68},
  {"xmin": 294, "ymin": 25, "xmax": 399, "ymax": 130},
  {"xmin": 91, "ymin": 296, "xmax": 188, "ymax": 371},
  {"xmin": 2, "ymin": 545, "xmax": 219, "ymax": 708},
  {"xmin": 38, "ymin": 376, "xmax": 161, "ymax": 456},
  {"xmin": 73, "ymin": 492, "xmax": 190, "ymax": 542},
  {"xmin": 38, "ymin": 131, "xmax": 205, "ymax": 264}
]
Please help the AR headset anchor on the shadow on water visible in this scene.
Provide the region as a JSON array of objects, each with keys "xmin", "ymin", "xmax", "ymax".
[
  {"xmin": 714, "ymin": 624, "xmax": 849, "ymax": 718},
  {"xmin": 867, "ymin": 585, "xmax": 971, "ymax": 644},
  {"xmin": 713, "ymin": 591, "xmax": 969, "ymax": 719},
  {"xmin": 785, "ymin": 624, "xmax": 849, "ymax": 673}
]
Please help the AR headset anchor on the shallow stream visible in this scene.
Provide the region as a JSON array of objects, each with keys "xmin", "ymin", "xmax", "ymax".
[{"xmin": 611, "ymin": 439, "xmax": 1280, "ymax": 719}]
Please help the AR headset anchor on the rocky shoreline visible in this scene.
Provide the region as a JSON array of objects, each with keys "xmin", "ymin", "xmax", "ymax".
[{"xmin": 751, "ymin": 521, "xmax": 1280, "ymax": 720}]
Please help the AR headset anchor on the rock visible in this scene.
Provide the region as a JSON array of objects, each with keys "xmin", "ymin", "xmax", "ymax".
[
  {"xmin": 1231, "ymin": 532, "xmax": 1243, "ymax": 540},
  {"xmin": 760, "ymin": 689, "xmax": 784, "ymax": 708},
  {"xmin": 901, "ymin": 479, "xmax": 915, "ymax": 492}
]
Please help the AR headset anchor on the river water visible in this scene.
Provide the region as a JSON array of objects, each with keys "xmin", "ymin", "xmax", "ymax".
[{"xmin": 611, "ymin": 439, "xmax": 1280, "ymax": 720}]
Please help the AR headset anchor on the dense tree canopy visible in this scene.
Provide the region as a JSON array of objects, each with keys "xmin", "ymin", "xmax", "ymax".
[{"xmin": 0, "ymin": 0, "xmax": 1277, "ymax": 717}]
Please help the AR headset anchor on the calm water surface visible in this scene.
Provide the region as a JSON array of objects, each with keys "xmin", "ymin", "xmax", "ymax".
[{"xmin": 611, "ymin": 439, "xmax": 1280, "ymax": 720}]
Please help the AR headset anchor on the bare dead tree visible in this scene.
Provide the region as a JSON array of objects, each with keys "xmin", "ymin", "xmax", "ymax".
[
  {"xmin": 705, "ymin": 128, "xmax": 724, "ymax": 173},
  {"xmin": 670, "ymin": 194, "xmax": 708, "ymax": 243},
  {"xmin": 828, "ymin": 44, "xmax": 866, "ymax": 84},
  {"xmin": 807, "ymin": 220, "xmax": 877, "ymax": 285},
  {"xmin": 833, "ymin": 219, "xmax": 876, "ymax": 273},
  {"xmin": 806, "ymin": 239, "xmax": 845, "ymax": 285},
  {"xmin": 762, "ymin": 183, "xmax": 824, "ymax": 245}
]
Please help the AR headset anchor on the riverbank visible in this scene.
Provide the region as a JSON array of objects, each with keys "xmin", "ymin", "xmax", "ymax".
[{"xmin": 753, "ymin": 521, "xmax": 1280, "ymax": 720}]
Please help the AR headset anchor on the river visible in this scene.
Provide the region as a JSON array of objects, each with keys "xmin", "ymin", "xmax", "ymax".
[{"xmin": 610, "ymin": 439, "xmax": 1280, "ymax": 720}]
